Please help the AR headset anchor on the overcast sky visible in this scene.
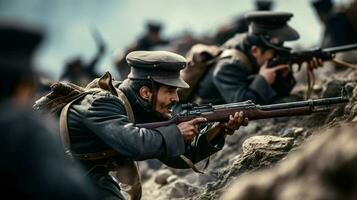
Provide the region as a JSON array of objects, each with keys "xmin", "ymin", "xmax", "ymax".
[{"xmin": 0, "ymin": 0, "xmax": 351, "ymax": 79}]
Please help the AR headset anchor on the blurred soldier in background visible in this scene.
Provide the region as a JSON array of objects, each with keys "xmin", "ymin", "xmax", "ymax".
[
  {"xmin": 60, "ymin": 28, "xmax": 106, "ymax": 86},
  {"xmin": 0, "ymin": 22, "xmax": 94, "ymax": 199},
  {"xmin": 194, "ymin": 11, "xmax": 322, "ymax": 105},
  {"xmin": 311, "ymin": 0, "xmax": 357, "ymax": 48},
  {"xmin": 214, "ymin": 0, "xmax": 275, "ymax": 45},
  {"xmin": 114, "ymin": 21, "xmax": 169, "ymax": 80}
]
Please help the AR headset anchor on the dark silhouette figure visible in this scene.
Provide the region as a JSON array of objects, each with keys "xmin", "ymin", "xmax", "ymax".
[
  {"xmin": 0, "ymin": 22, "xmax": 95, "ymax": 200},
  {"xmin": 214, "ymin": 0, "xmax": 275, "ymax": 45},
  {"xmin": 114, "ymin": 21, "xmax": 169, "ymax": 80},
  {"xmin": 61, "ymin": 28, "xmax": 106, "ymax": 86},
  {"xmin": 311, "ymin": 0, "xmax": 357, "ymax": 48}
]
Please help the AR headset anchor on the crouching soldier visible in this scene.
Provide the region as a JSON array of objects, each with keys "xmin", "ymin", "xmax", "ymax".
[{"xmin": 47, "ymin": 51, "xmax": 248, "ymax": 199}]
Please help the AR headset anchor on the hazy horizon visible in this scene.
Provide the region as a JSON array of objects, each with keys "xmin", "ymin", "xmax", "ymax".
[{"xmin": 0, "ymin": 0, "xmax": 352, "ymax": 79}]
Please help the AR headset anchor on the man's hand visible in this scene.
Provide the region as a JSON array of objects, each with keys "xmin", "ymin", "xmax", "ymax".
[
  {"xmin": 307, "ymin": 57, "xmax": 323, "ymax": 70},
  {"xmin": 221, "ymin": 111, "xmax": 248, "ymax": 135},
  {"xmin": 177, "ymin": 117, "xmax": 207, "ymax": 142},
  {"xmin": 259, "ymin": 62, "xmax": 290, "ymax": 85}
]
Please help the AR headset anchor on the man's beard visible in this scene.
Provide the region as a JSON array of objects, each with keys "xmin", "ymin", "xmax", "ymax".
[{"xmin": 154, "ymin": 102, "xmax": 175, "ymax": 120}]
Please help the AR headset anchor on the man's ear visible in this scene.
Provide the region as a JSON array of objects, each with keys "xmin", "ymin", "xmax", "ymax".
[
  {"xmin": 139, "ymin": 86, "xmax": 152, "ymax": 101},
  {"xmin": 251, "ymin": 45, "xmax": 260, "ymax": 58}
]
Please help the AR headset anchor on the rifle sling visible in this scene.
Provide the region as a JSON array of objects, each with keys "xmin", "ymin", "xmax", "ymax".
[
  {"xmin": 180, "ymin": 155, "xmax": 204, "ymax": 174},
  {"xmin": 332, "ymin": 58, "xmax": 357, "ymax": 70}
]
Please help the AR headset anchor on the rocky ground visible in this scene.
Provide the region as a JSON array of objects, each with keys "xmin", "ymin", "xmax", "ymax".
[{"xmin": 139, "ymin": 65, "xmax": 357, "ymax": 200}]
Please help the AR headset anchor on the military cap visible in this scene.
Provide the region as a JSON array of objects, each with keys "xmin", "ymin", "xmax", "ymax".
[
  {"xmin": 255, "ymin": 0, "xmax": 274, "ymax": 11},
  {"xmin": 126, "ymin": 51, "xmax": 189, "ymax": 88},
  {"xmin": 311, "ymin": 0, "xmax": 333, "ymax": 12},
  {"xmin": 0, "ymin": 22, "xmax": 43, "ymax": 75},
  {"xmin": 245, "ymin": 11, "xmax": 299, "ymax": 50},
  {"xmin": 146, "ymin": 21, "xmax": 162, "ymax": 33}
]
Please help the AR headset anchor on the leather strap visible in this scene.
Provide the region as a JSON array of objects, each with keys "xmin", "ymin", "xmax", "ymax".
[
  {"xmin": 305, "ymin": 65, "xmax": 315, "ymax": 100},
  {"xmin": 59, "ymin": 92, "xmax": 89, "ymax": 159},
  {"xmin": 116, "ymin": 89, "xmax": 135, "ymax": 123},
  {"xmin": 73, "ymin": 149, "xmax": 120, "ymax": 160},
  {"xmin": 180, "ymin": 155, "xmax": 204, "ymax": 174}
]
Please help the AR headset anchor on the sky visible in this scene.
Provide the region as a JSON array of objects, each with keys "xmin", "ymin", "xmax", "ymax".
[{"xmin": 0, "ymin": 0, "xmax": 352, "ymax": 80}]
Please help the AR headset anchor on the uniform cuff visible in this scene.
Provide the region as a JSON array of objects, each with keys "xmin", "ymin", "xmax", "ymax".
[{"xmin": 155, "ymin": 124, "xmax": 185, "ymax": 158}]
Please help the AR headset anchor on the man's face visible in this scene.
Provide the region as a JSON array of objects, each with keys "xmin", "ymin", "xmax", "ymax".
[
  {"xmin": 154, "ymin": 85, "xmax": 179, "ymax": 118},
  {"xmin": 252, "ymin": 46, "xmax": 276, "ymax": 66}
]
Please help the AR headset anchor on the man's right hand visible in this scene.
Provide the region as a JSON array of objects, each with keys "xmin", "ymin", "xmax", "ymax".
[
  {"xmin": 259, "ymin": 62, "xmax": 290, "ymax": 85},
  {"xmin": 177, "ymin": 117, "xmax": 207, "ymax": 142}
]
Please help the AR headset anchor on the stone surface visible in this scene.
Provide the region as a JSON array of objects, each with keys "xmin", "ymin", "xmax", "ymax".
[
  {"xmin": 221, "ymin": 125, "xmax": 357, "ymax": 200},
  {"xmin": 154, "ymin": 169, "xmax": 173, "ymax": 186}
]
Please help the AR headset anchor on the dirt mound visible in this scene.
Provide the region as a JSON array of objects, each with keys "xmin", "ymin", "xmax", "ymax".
[{"xmin": 141, "ymin": 68, "xmax": 357, "ymax": 200}]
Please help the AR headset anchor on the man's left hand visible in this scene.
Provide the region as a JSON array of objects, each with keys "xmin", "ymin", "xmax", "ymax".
[
  {"xmin": 308, "ymin": 57, "xmax": 324, "ymax": 70},
  {"xmin": 221, "ymin": 111, "xmax": 249, "ymax": 135}
]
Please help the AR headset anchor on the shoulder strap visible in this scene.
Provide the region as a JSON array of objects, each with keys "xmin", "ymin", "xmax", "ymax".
[
  {"xmin": 59, "ymin": 92, "xmax": 89, "ymax": 159},
  {"xmin": 116, "ymin": 89, "xmax": 135, "ymax": 123}
]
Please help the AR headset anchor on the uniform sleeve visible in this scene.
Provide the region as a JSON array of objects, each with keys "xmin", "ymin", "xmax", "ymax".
[
  {"xmin": 82, "ymin": 94, "xmax": 185, "ymax": 161},
  {"xmin": 213, "ymin": 59, "xmax": 277, "ymax": 104},
  {"xmin": 272, "ymin": 72, "xmax": 296, "ymax": 98}
]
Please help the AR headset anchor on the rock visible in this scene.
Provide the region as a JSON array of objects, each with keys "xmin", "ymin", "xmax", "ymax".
[
  {"xmin": 344, "ymin": 82, "xmax": 356, "ymax": 96},
  {"xmin": 154, "ymin": 169, "xmax": 173, "ymax": 186},
  {"xmin": 242, "ymin": 135, "xmax": 294, "ymax": 154},
  {"xmin": 281, "ymin": 127, "xmax": 305, "ymax": 138},
  {"xmin": 166, "ymin": 175, "xmax": 178, "ymax": 183},
  {"xmin": 322, "ymin": 80, "xmax": 346, "ymax": 98},
  {"xmin": 169, "ymin": 180, "xmax": 202, "ymax": 199},
  {"xmin": 221, "ymin": 124, "xmax": 357, "ymax": 200},
  {"xmin": 210, "ymin": 135, "xmax": 295, "ymax": 192}
]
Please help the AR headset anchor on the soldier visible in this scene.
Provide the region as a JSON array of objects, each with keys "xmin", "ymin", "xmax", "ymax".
[
  {"xmin": 62, "ymin": 50, "xmax": 248, "ymax": 199},
  {"xmin": 114, "ymin": 21, "xmax": 169, "ymax": 80},
  {"xmin": 214, "ymin": 0, "xmax": 275, "ymax": 45},
  {"xmin": 311, "ymin": 0, "xmax": 357, "ymax": 48},
  {"xmin": 0, "ymin": 23, "xmax": 94, "ymax": 199},
  {"xmin": 195, "ymin": 11, "xmax": 322, "ymax": 105},
  {"xmin": 60, "ymin": 29, "xmax": 106, "ymax": 86}
]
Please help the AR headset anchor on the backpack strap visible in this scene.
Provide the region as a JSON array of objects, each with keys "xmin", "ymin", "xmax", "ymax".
[
  {"xmin": 59, "ymin": 88, "xmax": 136, "ymax": 160},
  {"xmin": 59, "ymin": 92, "xmax": 90, "ymax": 159},
  {"xmin": 116, "ymin": 89, "xmax": 135, "ymax": 123}
]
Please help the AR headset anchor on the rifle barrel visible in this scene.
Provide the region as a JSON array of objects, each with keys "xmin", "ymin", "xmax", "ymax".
[
  {"xmin": 259, "ymin": 96, "xmax": 348, "ymax": 110},
  {"xmin": 323, "ymin": 43, "xmax": 357, "ymax": 54}
]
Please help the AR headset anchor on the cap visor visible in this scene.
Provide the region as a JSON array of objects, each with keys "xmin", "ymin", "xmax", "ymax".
[
  {"xmin": 269, "ymin": 24, "xmax": 300, "ymax": 42},
  {"xmin": 153, "ymin": 77, "xmax": 190, "ymax": 88}
]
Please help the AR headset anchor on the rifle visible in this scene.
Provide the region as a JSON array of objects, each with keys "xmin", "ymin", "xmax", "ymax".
[
  {"xmin": 268, "ymin": 43, "xmax": 357, "ymax": 68},
  {"xmin": 136, "ymin": 94, "xmax": 348, "ymax": 129}
]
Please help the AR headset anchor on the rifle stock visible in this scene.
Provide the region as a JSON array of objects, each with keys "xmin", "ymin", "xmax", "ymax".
[{"xmin": 136, "ymin": 95, "xmax": 349, "ymax": 129}]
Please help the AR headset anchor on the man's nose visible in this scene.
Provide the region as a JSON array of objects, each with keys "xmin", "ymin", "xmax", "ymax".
[{"xmin": 170, "ymin": 92, "xmax": 179, "ymax": 102}]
